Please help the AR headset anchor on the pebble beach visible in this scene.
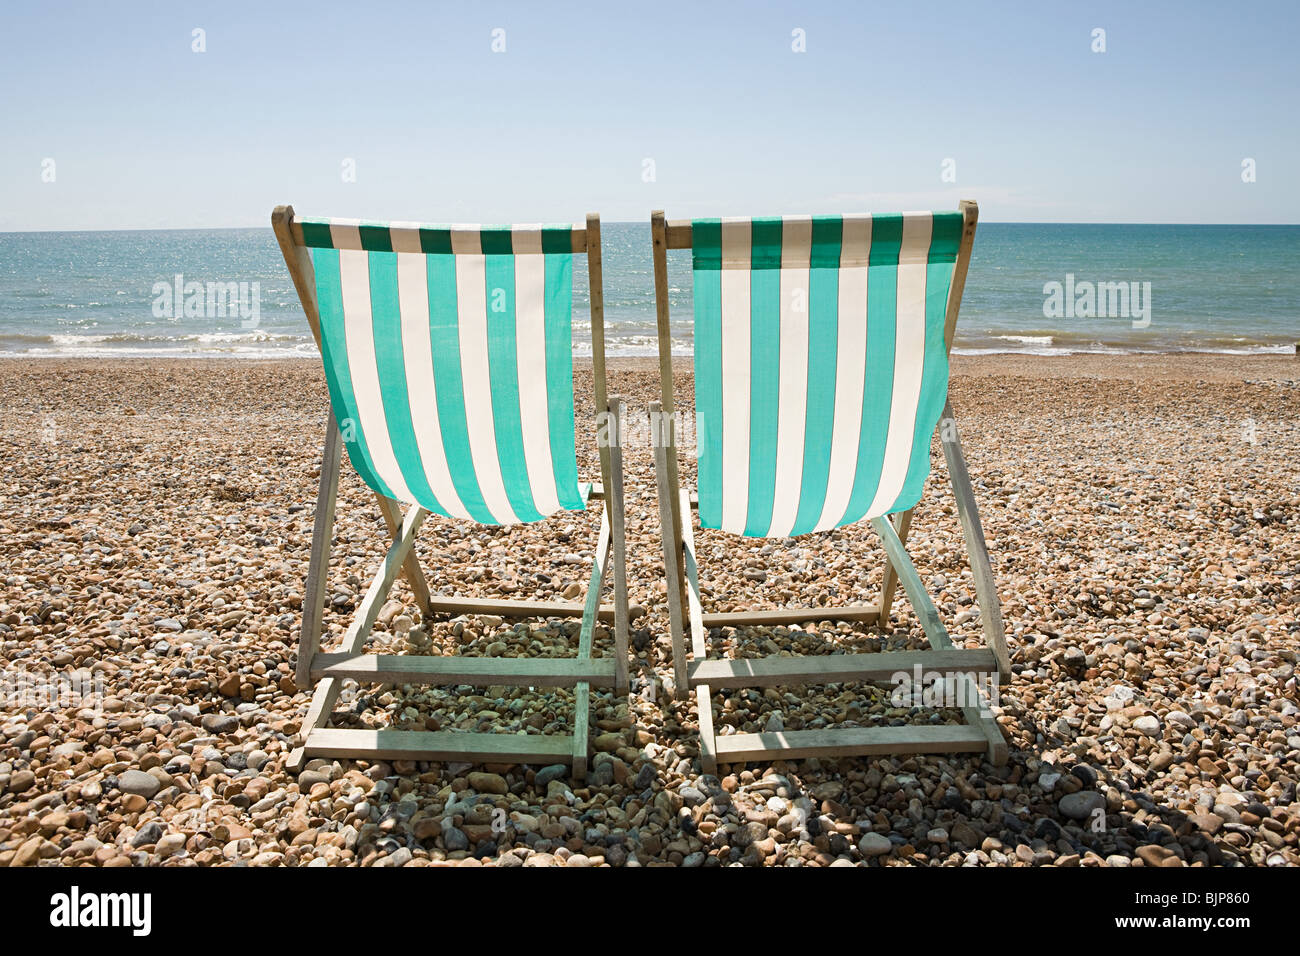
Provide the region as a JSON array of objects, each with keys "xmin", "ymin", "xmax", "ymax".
[{"xmin": 1, "ymin": 353, "xmax": 1297, "ymax": 868}]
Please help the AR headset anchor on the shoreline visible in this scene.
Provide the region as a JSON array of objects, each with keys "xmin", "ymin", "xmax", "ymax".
[{"xmin": 3, "ymin": 351, "xmax": 1297, "ymax": 382}]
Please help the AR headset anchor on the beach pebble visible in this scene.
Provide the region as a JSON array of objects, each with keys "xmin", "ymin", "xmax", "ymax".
[
  {"xmin": 1059, "ymin": 791, "xmax": 1105, "ymax": 820},
  {"xmin": 155, "ymin": 833, "xmax": 187, "ymax": 858},
  {"xmin": 118, "ymin": 770, "xmax": 161, "ymax": 799},
  {"xmin": 859, "ymin": 833, "xmax": 893, "ymax": 857},
  {"xmin": 1133, "ymin": 715, "xmax": 1161, "ymax": 737},
  {"xmin": 467, "ymin": 772, "xmax": 508, "ymax": 795},
  {"xmin": 443, "ymin": 826, "xmax": 469, "ymax": 851}
]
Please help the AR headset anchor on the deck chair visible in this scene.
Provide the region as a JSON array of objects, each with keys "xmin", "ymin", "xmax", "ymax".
[
  {"xmin": 271, "ymin": 206, "xmax": 630, "ymax": 780},
  {"xmin": 648, "ymin": 202, "xmax": 1011, "ymax": 773}
]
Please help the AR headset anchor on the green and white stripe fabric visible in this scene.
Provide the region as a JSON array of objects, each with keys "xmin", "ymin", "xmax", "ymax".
[
  {"xmin": 692, "ymin": 212, "xmax": 962, "ymax": 538},
  {"xmin": 301, "ymin": 217, "xmax": 585, "ymax": 525}
]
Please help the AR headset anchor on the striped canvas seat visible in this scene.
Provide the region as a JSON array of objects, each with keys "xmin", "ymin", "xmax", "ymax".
[
  {"xmin": 691, "ymin": 211, "xmax": 963, "ymax": 538},
  {"xmin": 300, "ymin": 218, "xmax": 586, "ymax": 525}
]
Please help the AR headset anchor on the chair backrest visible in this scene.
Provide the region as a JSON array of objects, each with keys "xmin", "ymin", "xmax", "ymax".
[
  {"xmin": 683, "ymin": 207, "xmax": 975, "ymax": 538},
  {"xmin": 289, "ymin": 217, "xmax": 593, "ymax": 525}
]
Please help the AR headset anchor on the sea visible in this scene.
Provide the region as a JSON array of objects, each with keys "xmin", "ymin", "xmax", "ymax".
[{"xmin": 0, "ymin": 223, "xmax": 1295, "ymax": 358}]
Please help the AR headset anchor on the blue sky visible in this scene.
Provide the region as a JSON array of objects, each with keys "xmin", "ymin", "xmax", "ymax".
[{"xmin": 1, "ymin": 0, "xmax": 1296, "ymax": 229}]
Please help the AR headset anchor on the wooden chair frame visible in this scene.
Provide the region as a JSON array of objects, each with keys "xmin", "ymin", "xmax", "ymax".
[
  {"xmin": 649, "ymin": 201, "xmax": 1011, "ymax": 773},
  {"xmin": 271, "ymin": 205, "xmax": 631, "ymax": 780}
]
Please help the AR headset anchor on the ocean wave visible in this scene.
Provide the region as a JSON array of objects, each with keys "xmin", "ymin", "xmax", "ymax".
[
  {"xmin": 0, "ymin": 343, "xmax": 319, "ymax": 359},
  {"xmin": 184, "ymin": 330, "xmax": 299, "ymax": 344},
  {"xmin": 50, "ymin": 333, "xmax": 115, "ymax": 345},
  {"xmin": 0, "ymin": 328, "xmax": 313, "ymax": 357},
  {"xmin": 994, "ymin": 334, "xmax": 1054, "ymax": 345},
  {"xmin": 957, "ymin": 325, "xmax": 1296, "ymax": 356},
  {"xmin": 7, "ymin": 329, "xmax": 306, "ymax": 344},
  {"xmin": 952, "ymin": 343, "xmax": 1295, "ymax": 357},
  {"xmin": 575, "ymin": 334, "xmax": 691, "ymax": 357},
  {"xmin": 44, "ymin": 332, "xmax": 172, "ymax": 346},
  {"xmin": 1, "ymin": 327, "xmax": 1293, "ymax": 360}
]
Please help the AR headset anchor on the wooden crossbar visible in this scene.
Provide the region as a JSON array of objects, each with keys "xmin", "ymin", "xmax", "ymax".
[
  {"xmin": 421, "ymin": 595, "xmax": 632, "ymax": 622},
  {"xmin": 702, "ymin": 606, "xmax": 880, "ymax": 627},
  {"xmin": 311, "ymin": 654, "xmax": 618, "ymax": 687},
  {"xmin": 713, "ymin": 724, "xmax": 992, "ymax": 763},
  {"xmin": 688, "ymin": 649, "xmax": 997, "ymax": 689},
  {"xmin": 301, "ymin": 728, "xmax": 576, "ymax": 764},
  {"xmin": 289, "ymin": 221, "xmax": 593, "ymax": 254},
  {"xmin": 664, "ymin": 220, "xmax": 694, "ymax": 249}
]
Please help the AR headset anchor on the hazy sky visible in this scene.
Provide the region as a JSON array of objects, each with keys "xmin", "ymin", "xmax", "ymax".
[{"xmin": 2, "ymin": 0, "xmax": 1296, "ymax": 229}]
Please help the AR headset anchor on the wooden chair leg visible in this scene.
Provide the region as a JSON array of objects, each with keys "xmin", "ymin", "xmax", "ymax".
[
  {"xmin": 940, "ymin": 401, "xmax": 1011, "ymax": 680},
  {"xmin": 375, "ymin": 493, "xmax": 434, "ymax": 620},
  {"xmin": 573, "ymin": 500, "xmax": 614, "ymax": 781},
  {"xmin": 878, "ymin": 508, "xmax": 913, "ymax": 626},
  {"xmin": 872, "ymin": 517, "xmax": 951, "ymax": 648},
  {"xmin": 287, "ymin": 675, "xmax": 343, "ymax": 773},
  {"xmin": 651, "ymin": 401, "xmax": 688, "ymax": 698},
  {"xmin": 607, "ymin": 396, "xmax": 631, "ymax": 694},
  {"xmin": 296, "ymin": 413, "xmax": 342, "ymax": 691},
  {"xmin": 678, "ymin": 491, "xmax": 716, "ymax": 775}
]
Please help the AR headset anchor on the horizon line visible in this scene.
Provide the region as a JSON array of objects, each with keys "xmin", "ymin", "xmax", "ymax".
[{"xmin": 3, "ymin": 220, "xmax": 1300, "ymax": 235}]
